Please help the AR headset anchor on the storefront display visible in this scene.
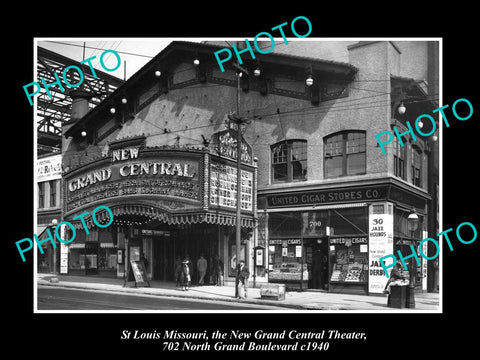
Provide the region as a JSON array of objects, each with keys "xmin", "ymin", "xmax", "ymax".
[
  {"xmin": 329, "ymin": 236, "xmax": 368, "ymax": 284},
  {"xmin": 266, "ymin": 207, "xmax": 369, "ymax": 291},
  {"xmin": 268, "ymin": 239, "xmax": 308, "ymax": 285},
  {"xmin": 268, "ymin": 262, "xmax": 308, "ymax": 281}
]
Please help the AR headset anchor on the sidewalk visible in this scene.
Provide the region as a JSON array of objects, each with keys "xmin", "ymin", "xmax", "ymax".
[{"xmin": 37, "ymin": 273, "xmax": 440, "ymax": 311}]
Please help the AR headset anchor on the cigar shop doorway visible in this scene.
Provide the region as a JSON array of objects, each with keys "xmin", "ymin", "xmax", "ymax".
[{"xmin": 304, "ymin": 238, "xmax": 329, "ymax": 290}]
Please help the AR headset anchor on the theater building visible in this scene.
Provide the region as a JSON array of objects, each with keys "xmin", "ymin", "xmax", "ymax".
[
  {"xmin": 61, "ymin": 40, "xmax": 439, "ymax": 294},
  {"xmin": 61, "ymin": 42, "xmax": 262, "ymax": 283}
]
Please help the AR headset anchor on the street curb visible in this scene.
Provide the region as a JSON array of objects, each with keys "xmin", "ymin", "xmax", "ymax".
[
  {"xmin": 37, "ymin": 280, "xmax": 312, "ymax": 310},
  {"xmin": 37, "ymin": 278, "xmax": 438, "ymax": 311}
]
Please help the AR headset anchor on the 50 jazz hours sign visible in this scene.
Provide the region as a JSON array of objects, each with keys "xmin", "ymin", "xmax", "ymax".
[{"xmin": 368, "ymin": 212, "xmax": 394, "ymax": 293}]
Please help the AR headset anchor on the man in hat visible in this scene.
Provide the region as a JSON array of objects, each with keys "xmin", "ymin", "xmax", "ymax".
[
  {"xmin": 235, "ymin": 260, "xmax": 249, "ymax": 299},
  {"xmin": 181, "ymin": 257, "xmax": 191, "ymax": 291},
  {"xmin": 197, "ymin": 254, "xmax": 208, "ymax": 285}
]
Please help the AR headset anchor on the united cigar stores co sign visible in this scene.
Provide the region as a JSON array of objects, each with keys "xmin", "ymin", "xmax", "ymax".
[{"xmin": 64, "ymin": 146, "xmax": 201, "ymax": 214}]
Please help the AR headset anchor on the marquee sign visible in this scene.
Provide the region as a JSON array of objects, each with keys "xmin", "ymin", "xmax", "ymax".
[{"xmin": 64, "ymin": 147, "xmax": 201, "ymax": 215}]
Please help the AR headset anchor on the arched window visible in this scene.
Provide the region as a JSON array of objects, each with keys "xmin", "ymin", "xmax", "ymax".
[
  {"xmin": 324, "ymin": 131, "xmax": 366, "ymax": 177},
  {"xmin": 271, "ymin": 140, "xmax": 307, "ymax": 182}
]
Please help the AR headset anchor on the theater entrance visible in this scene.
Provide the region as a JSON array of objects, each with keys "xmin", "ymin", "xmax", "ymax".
[
  {"xmin": 152, "ymin": 236, "xmax": 175, "ymax": 281},
  {"xmin": 149, "ymin": 224, "xmax": 220, "ymax": 283}
]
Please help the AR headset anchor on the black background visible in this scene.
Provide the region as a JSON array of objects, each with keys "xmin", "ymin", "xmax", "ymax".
[{"xmin": 6, "ymin": 7, "xmax": 478, "ymax": 357}]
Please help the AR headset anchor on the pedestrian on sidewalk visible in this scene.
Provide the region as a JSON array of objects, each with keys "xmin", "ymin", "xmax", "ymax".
[
  {"xmin": 141, "ymin": 253, "xmax": 149, "ymax": 271},
  {"xmin": 197, "ymin": 254, "xmax": 207, "ymax": 285},
  {"xmin": 383, "ymin": 262, "xmax": 409, "ymax": 294},
  {"xmin": 181, "ymin": 258, "xmax": 191, "ymax": 291},
  {"xmin": 235, "ymin": 260, "xmax": 249, "ymax": 299},
  {"xmin": 213, "ymin": 255, "xmax": 224, "ymax": 286},
  {"xmin": 174, "ymin": 256, "xmax": 182, "ymax": 287}
]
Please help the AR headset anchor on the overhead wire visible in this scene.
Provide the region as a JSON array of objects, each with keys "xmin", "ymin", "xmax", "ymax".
[
  {"xmin": 62, "ymin": 90, "xmax": 439, "ymax": 160},
  {"xmin": 42, "ymin": 40, "xmax": 154, "ymax": 59},
  {"xmin": 44, "ymin": 40, "xmax": 439, "ymax": 160},
  {"xmin": 61, "ymin": 94, "xmax": 439, "ymax": 162}
]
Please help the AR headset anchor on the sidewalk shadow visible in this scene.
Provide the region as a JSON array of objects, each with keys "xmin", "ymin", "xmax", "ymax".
[
  {"xmin": 188, "ymin": 286, "xmax": 235, "ymax": 299},
  {"xmin": 342, "ymin": 298, "xmax": 389, "ymax": 308}
]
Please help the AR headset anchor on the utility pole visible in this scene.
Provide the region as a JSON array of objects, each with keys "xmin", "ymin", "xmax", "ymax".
[{"xmin": 228, "ymin": 61, "xmax": 250, "ymax": 290}]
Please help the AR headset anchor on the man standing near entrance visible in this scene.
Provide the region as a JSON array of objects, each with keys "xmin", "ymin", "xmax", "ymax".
[
  {"xmin": 213, "ymin": 255, "xmax": 224, "ymax": 286},
  {"xmin": 235, "ymin": 260, "xmax": 249, "ymax": 299},
  {"xmin": 197, "ymin": 254, "xmax": 207, "ymax": 285}
]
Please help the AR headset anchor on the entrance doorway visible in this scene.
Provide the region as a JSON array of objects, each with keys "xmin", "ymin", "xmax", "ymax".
[
  {"xmin": 305, "ymin": 238, "xmax": 328, "ymax": 290},
  {"xmin": 153, "ymin": 237, "xmax": 175, "ymax": 281}
]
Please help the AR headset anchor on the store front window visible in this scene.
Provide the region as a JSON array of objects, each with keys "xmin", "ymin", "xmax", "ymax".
[
  {"xmin": 269, "ymin": 212, "xmax": 302, "ymax": 238},
  {"xmin": 67, "ymin": 229, "xmax": 118, "ymax": 276},
  {"xmin": 267, "ymin": 208, "xmax": 370, "ymax": 290},
  {"xmin": 329, "ymin": 236, "xmax": 369, "ymax": 283},
  {"xmin": 328, "ymin": 207, "xmax": 369, "ymax": 287},
  {"xmin": 268, "ymin": 212, "xmax": 304, "ymax": 286},
  {"xmin": 267, "ymin": 211, "xmax": 328, "ymax": 289}
]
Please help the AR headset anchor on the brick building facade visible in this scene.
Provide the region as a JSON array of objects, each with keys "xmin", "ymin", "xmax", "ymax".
[{"xmin": 61, "ymin": 40, "xmax": 439, "ymax": 294}]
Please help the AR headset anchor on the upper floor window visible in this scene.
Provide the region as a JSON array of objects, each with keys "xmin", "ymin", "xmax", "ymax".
[
  {"xmin": 49, "ymin": 180, "xmax": 57, "ymax": 207},
  {"xmin": 394, "ymin": 137, "xmax": 406, "ymax": 180},
  {"xmin": 271, "ymin": 140, "xmax": 307, "ymax": 182},
  {"xmin": 324, "ymin": 131, "xmax": 366, "ymax": 178},
  {"xmin": 38, "ymin": 182, "xmax": 45, "ymax": 208},
  {"xmin": 412, "ymin": 147, "xmax": 422, "ymax": 187}
]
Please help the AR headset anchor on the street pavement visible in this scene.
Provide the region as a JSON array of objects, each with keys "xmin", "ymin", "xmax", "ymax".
[
  {"xmin": 37, "ymin": 287, "xmax": 286, "ymax": 310},
  {"xmin": 36, "ymin": 273, "xmax": 440, "ymax": 311}
]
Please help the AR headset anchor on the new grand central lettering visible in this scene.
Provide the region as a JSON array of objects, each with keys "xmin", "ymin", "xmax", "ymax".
[{"xmin": 64, "ymin": 147, "xmax": 201, "ymax": 213}]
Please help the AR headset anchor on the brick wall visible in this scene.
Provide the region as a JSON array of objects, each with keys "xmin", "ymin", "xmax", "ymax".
[{"xmin": 63, "ymin": 41, "xmax": 437, "ymax": 194}]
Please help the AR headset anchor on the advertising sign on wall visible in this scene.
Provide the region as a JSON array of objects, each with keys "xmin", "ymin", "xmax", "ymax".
[
  {"xmin": 422, "ymin": 229, "xmax": 428, "ymax": 291},
  {"xmin": 37, "ymin": 154, "xmax": 62, "ymax": 182},
  {"xmin": 210, "ymin": 161, "xmax": 253, "ymax": 211},
  {"xmin": 368, "ymin": 211, "xmax": 394, "ymax": 293}
]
